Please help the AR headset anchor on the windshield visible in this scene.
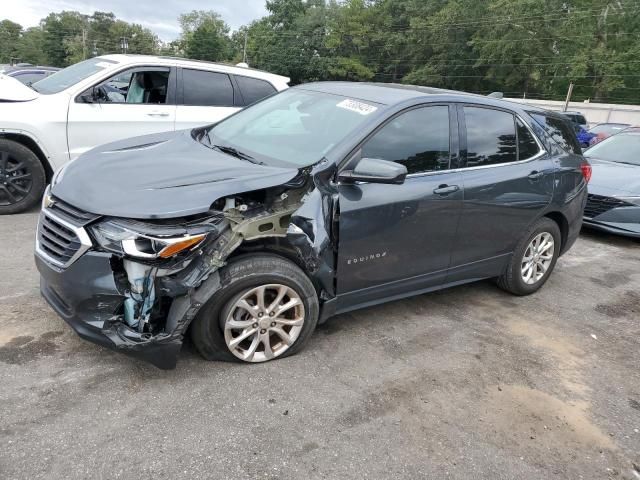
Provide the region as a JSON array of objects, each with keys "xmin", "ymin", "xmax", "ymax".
[
  {"xmin": 586, "ymin": 133, "xmax": 640, "ymax": 166},
  {"xmin": 32, "ymin": 58, "xmax": 118, "ymax": 94},
  {"xmin": 206, "ymin": 88, "xmax": 381, "ymax": 167},
  {"xmin": 588, "ymin": 123, "xmax": 629, "ymax": 135}
]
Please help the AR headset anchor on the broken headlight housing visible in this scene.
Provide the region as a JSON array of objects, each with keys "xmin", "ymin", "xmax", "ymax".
[{"xmin": 89, "ymin": 219, "xmax": 208, "ymax": 260}]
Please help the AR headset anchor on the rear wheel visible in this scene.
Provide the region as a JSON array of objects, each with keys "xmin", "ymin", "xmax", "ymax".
[
  {"xmin": 0, "ymin": 139, "xmax": 46, "ymax": 215},
  {"xmin": 497, "ymin": 217, "xmax": 561, "ymax": 296},
  {"xmin": 190, "ymin": 254, "xmax": 319, "ymax": 363}
]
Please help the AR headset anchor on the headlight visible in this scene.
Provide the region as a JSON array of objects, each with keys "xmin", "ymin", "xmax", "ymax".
[{"xmin": 89, "ymin": 219, "xmax": 208, "ymax": 259}]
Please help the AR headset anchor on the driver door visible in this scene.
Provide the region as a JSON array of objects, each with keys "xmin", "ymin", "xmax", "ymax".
[
  {"xmin": 336, "ymin": 105, "xmax": 463, "ymax": 309},
  {"xmin": 67, "ymin": 66, "xmax": 177, "ymax": 160}
]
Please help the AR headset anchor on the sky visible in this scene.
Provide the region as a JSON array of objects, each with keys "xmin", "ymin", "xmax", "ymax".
[{"xmin": 2, "ymin": 0, "xmax": 269, "ymax": 41}]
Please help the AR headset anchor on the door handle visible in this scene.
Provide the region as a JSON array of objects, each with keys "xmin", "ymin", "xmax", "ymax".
[
  {"xmin": 147, "ymin": 112, "xmax": 170, "ymax": 117},
  {"xmin": 528, "ymin": 170, "xmax": 545, "ymax": 180},
  {"xmin": 433, "ymin": 184, "xmax": 460, "ymax": 196}
]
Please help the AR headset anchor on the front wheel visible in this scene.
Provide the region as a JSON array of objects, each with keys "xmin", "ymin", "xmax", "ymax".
[
  {"xmin": 190, "ymin": 254, "xmax": 319, "ymax": 363},
  {"xmin": 497, "ymin": 217, "xmax": 561, "ymax": 296},
  {"xmin": 0, "ymin": 139, "xmax": 46, "ymax": 215}
]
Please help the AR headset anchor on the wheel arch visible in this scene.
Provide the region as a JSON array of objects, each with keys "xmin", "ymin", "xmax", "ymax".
[
  {"xmin": 0, "ymin": 132, "xmax": 54, "ymax": 182},
  {"xmin": 227, "ymin": 238, "xmax": 324, "ymax": 295},
  {"xmin": 544, "ymin": 211, "xmax": 569, "ymax": 254}
]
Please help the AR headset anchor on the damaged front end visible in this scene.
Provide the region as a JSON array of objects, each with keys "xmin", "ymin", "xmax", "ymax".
[{"xmin": 35, "ymin": 164, "xmax": 338, "ymax": 369}]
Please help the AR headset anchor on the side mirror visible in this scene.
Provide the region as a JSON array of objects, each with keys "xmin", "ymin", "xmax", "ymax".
[
  {"xmin": 339, "ymin": 158, "xmax": 408, "ymax": 185},
  {"xmin": 79, "ymin": 86, "xmax": 107, "ymax": 103}
]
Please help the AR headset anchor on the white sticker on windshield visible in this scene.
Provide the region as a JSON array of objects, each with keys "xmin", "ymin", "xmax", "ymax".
[{"xmin": 336, "ymin": 99, "xmax": 378, "ymax": 115}]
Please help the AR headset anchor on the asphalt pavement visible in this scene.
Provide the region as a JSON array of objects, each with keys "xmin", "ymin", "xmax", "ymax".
[{"xmin": 1, "ymin": 211, "xmax": 639, "ymax": 479}]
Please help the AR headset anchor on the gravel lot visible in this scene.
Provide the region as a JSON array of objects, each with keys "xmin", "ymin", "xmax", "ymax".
[{"xmin": 1, "ymin": 211, "xmax": 639, "ymax": 480}]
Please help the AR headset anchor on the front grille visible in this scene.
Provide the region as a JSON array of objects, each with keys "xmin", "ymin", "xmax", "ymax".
[
  {"xmin": 36, "ymin": 197, "xmax": 95, "ymax": 268},
  {"xmin": 584, "ymin": 194, "xmax": 635, "ymax": 219},
  {"xmin": 48, "ymin": 198, "xmax": 99, "ymax": 226},
  {"xmin": 38, "ymin": 214, "xmax": 83, "ymax": 265}
]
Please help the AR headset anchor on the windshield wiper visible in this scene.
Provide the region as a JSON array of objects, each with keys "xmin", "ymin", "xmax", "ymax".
[
  {"xmin": 212, "ymin": 144, "xmax": 264, "ymax": 165},
  {"xmin": 27, "ymin": 82, "xmax": 39, "ymax": 92}
]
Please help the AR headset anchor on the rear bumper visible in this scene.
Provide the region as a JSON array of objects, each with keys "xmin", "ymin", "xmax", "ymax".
[{"xmin": 36, "ymin": 252, "xmax": 182, "ymax": 369}]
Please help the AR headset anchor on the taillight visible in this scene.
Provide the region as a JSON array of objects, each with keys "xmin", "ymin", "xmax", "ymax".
[{"xmin": 580, "ymin": 162, "xmax": 592, "ymax": 183}]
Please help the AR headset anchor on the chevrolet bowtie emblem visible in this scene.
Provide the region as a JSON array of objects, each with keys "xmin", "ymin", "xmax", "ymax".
[{"xmin": 44, "ymin": 194, "xmax": 55, "ymax": 209}]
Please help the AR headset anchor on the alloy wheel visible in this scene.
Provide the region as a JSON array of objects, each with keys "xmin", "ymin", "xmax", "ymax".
[
  {"xmin": 0, "ymin": 150, "xmax": 33, "ymax": 206},
  {"xmin": 223, "ymin": 284, "xmax": 305, "ymax": 363},
  {"xmin": 521, "ymin": 232, "xmax": 555, "ymax": 285}
]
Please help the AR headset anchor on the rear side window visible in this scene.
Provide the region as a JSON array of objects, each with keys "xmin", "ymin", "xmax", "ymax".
[
  {"xmin": 182, "ymin": 69, "xmax": 234, "ymax": 107},
  {"xmin": 362, "ymin": 105, "xmax": 451, "ymax": 174},
  {"xmin": 235, "ymin": 76, "xmax": 277, "ymax": 105},
  {"xmin": 464, "ymin": 107, "xmax": 517, "ymax": 167},
  {"xmin": 530, "ymin": 113, "xmax": 581, "ymax": 154},
  {"xmin": 517, "ymin": 119, "xmax": 541, "ymax": 160}
]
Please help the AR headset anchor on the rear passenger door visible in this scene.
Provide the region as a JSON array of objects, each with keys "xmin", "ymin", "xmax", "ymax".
[
  {"xmin": 448, "ymin": 105, "xmax": 554, "ymax": 281},
  {"xmin": 175, "ymin": 68, "xmax": 240, "ymax": 130}
]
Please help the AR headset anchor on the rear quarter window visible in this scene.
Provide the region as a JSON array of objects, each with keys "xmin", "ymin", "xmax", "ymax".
[
  {"xmin": 235, "ymin": 76, "xmax": 277, "ymax": 106},
  {"xmin": 529, "ymin": 113, "xmax": 582, "ymax": 154}
]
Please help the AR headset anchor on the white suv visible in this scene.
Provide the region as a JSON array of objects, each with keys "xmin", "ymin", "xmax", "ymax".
[{"xmin": 0, "ymin": 54, "xmax": 289, "ymax": 214}]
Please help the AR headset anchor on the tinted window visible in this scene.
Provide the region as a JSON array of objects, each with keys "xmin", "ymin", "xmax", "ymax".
[
  {"xmin": 464, "ymin": 107, "xmax": 517, "ymax": 167},
  {"xmin": 361, "ymin": 106, "xmax": 450, "ymax": 174},
  {"xmin": 183, "ymin": 69, "xmax": 234, "ymax": 106},
  {"xmin": 530, "ymin": 113, "xmax": 581, "ymax": 154},
  {"xmin": 236, "ymin": 76, "xmax": 276, "ymax": 105},
  {"xmin": 517, "ymin": 119, "xmax": 540, "ymax": 160}
]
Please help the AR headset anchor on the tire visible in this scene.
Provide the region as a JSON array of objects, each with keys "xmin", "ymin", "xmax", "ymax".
[
  {"xmin": 190, "ymin": 254, "xmax": 319, "ymax": 363},
  {"xmin": 0, "ymin": 139, "xmax": 46, "ymax": 215},
  {"xmin": 497, "ymin": 217, "xmax": 561, "ymax": 296}
]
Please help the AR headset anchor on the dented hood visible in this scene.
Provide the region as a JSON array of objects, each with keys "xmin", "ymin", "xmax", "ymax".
[
  {"xmin": 51, "ymin": 130, "xmax": 300, "ymax": 219},
  {"xmin": 0, "ymin": 73, "xmax": 40, "ymax": 101}
]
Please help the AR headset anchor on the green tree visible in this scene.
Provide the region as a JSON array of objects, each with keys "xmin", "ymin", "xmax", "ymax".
[
  {"xmin": 0, "ymin": 20, "xmax": 22, "ymax": 63},
  {"xmin": 179, "ymin": 10, "xmax": 231, "ymax": 61}
]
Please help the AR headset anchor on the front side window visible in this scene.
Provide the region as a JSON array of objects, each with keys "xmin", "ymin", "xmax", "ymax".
[
  {"xmin": 361, "ymin": 106, "xmax": 451, "ymax": 174},
  {"xmin": 206, "ymin": 89, "xmax": 380, "ymax": 167},
  {"xmin": 96, "ymin": 68, "xmax": 170, "ymax": 104},
  {"xmin": 236, "ymin": 76, "xmax": 277, "ymax": 105},
  {"xmin": 530, "ymin": 113, "xmax": 582, "ymax": 154},
  {"xmin": 464, "ymin": 107, "xmax": 517, "ymax": 167},
  {"xmin": 183, "ymin": 69, "xmax": 234, "ymax": 107},
  {"xmin": 32, "ymin": 57, "xmax": 118, "ymax": 94}
]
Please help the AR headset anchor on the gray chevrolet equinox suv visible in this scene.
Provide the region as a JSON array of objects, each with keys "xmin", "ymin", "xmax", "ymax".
[{"xmin": 35, "ymin": 82, "xmax": 590, "ymax": 368}]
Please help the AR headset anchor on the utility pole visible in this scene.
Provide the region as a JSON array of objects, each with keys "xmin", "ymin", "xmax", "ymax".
[
  {"xmin": 120, "ymin": 37, "xmax": 129, "ymax": 54},
  {"xmin": 563, "ymin": 82, "xmax": 574, "ymax": 112},
  {"xmin": 92, "ymin": 41, "xmax": 98, "ymax": 57},
  {"xmin": 82, "ymin": 29, "xmax": 87, "ymax": 60},
  {"xmin": 242, "ymin": 31, "xmax": 248, "ymax": 64}
]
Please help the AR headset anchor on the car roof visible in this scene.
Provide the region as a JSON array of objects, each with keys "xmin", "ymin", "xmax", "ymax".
[
  {"xmin": 98, "ymin": 54, "xmax": 290, "ymax": 83},
  {"xmin": 295, "ymin": 81, "xmax": 552, "ymax": 115}
]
